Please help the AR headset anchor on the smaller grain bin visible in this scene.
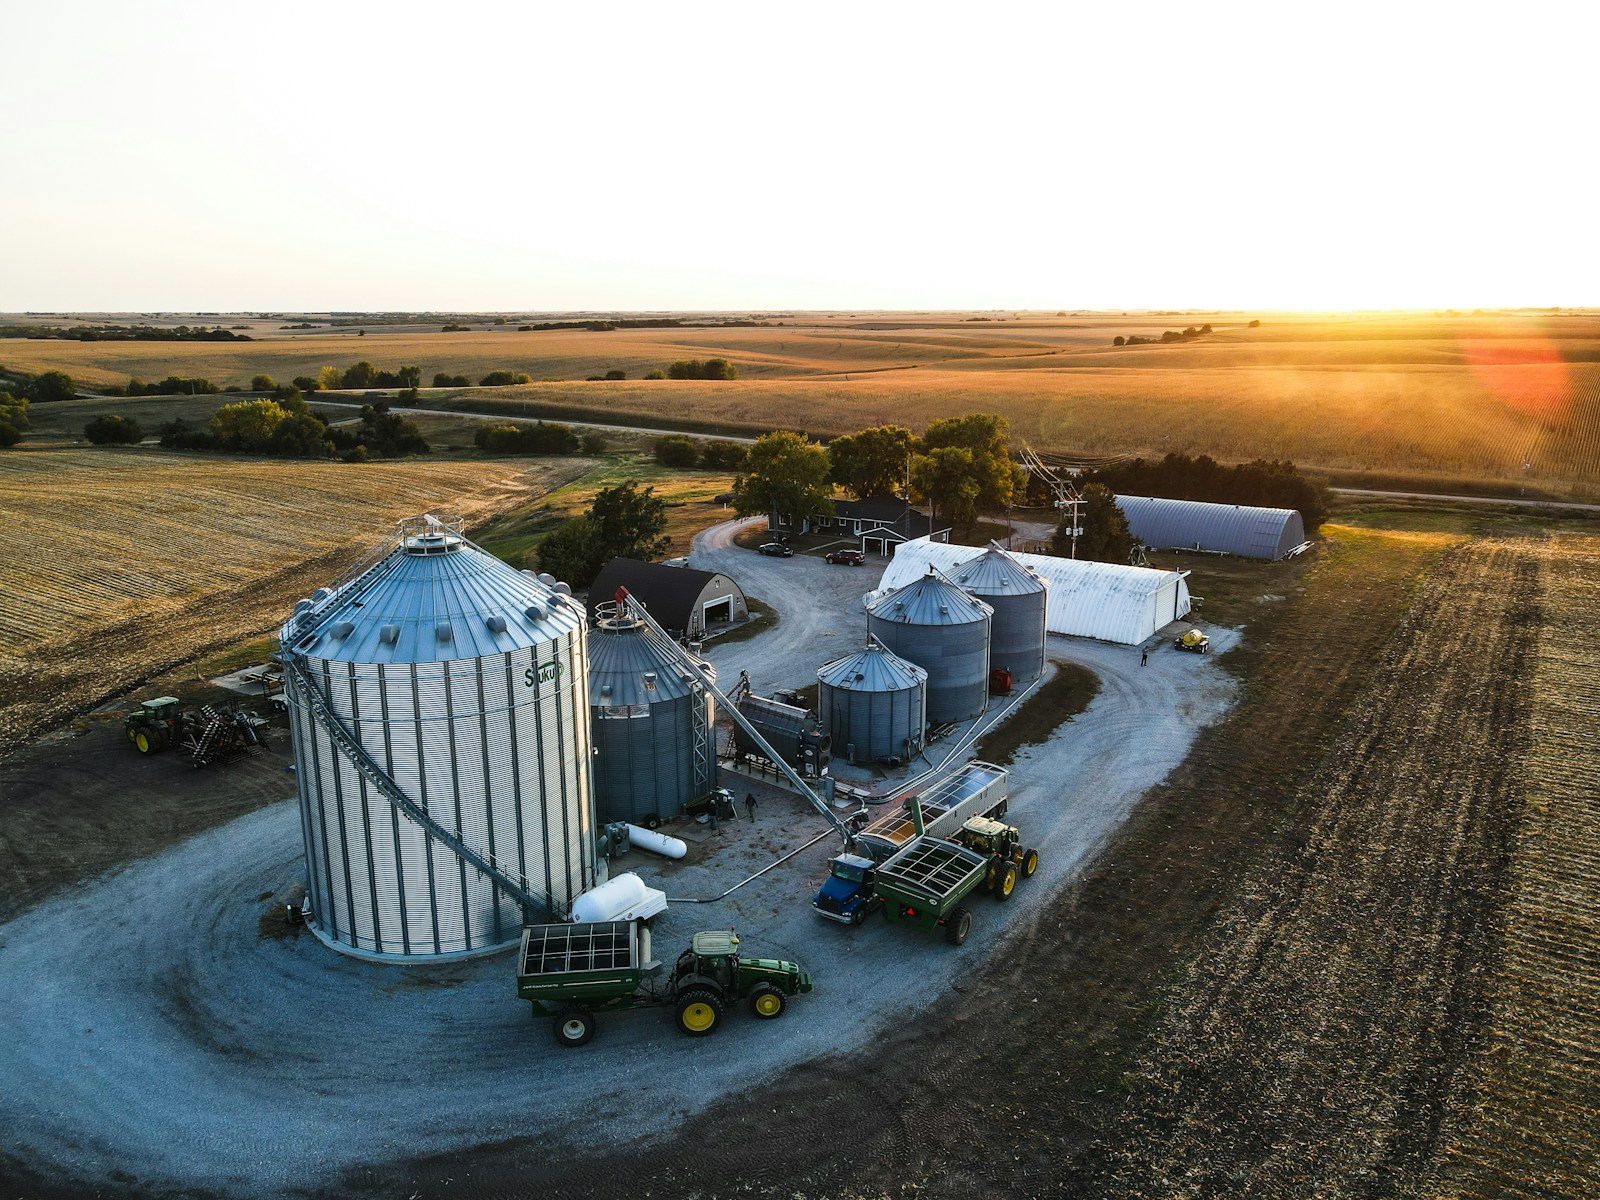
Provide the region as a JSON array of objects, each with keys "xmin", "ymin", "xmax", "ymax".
[
  {"xmin": 734, "ymin": 693, "xmax": 831, "ymax": 778},
  {"xmin": 588, "ymin": 607, "xmax": 716, "ymax": 828},
  {"xmin": 946, "ymin": 542, "xmax": 1048, "ymax": 686},
  {"xmin": 865, "ymin": 568, "xmax": 993, "ymax": 724},
  {"xmin": 817, "ymin": 639, "xmax": 928, "ymax": 766}
]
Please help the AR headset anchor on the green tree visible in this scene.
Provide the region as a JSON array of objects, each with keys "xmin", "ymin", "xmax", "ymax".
[
  {"xmin": 341, "ymin": 360, "xmax": 379, "ymax": 389},
  {"xmin": 536, "ymin": 517, "xmax": 599, "ymax": 585},
  {"xmin": 270, "ymin": 412, "xmax": 333, "ymax": 458},
  {"xmin": 83, "ymin": 414, "xmax": 143, "ymax": 445},
  {"xmin": 0, "ymin": 390, "xmax": 30, "ymax": 447},
  {"xmin": 828, "ymin": 424, "xmax": 918, "ymax": 499},
  {"xmin": 398, "ymin": 365, "xmax": 423, "ymax": 390},
  {"xmin": 589, "ymin": 482, "xmax": 670, "ymax": 563},
  {"xmin": 480, "ymin": 369, "xmax": 533, "ymax": 386},
  {"xmin": 30, "ymin": 370, "xmax": 75, "ymax": 403},
  {"xmin": 292, "ymin": 375, "xmax": 319, "ymax": 392},
  {"xmin": 251, "ymin": 374, "xmax": 276, "ymax": 392},
  {"xmin": 699, "ymin": 440, "xmax": 747, "ymax": 470},
  {"xmin": 921, "ymin": 412, "xmax": 1023, "ymax": 512},
  {"xmin": 316, "ymin": 365, "xmax": 343, "ymax": 391},
  {"xmin": 910, "ymin": 445, "xmax": 980, "ymax": 532},
  {"xmin": 654, "ymin": 434, "xmax": 701, "ymax": 467},
  {"xmin": 211, "ymin": 399, "xmax": 286, "ymax": 450},
  {"xmin": 733, "ymin": 431, "xmax": 833, "ymax": 524}
]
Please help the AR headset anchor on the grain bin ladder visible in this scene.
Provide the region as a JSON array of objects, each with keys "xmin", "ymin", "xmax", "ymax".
[{"xmin": 279, "ymin": 652, "xmax": 548, "ymax": 917}]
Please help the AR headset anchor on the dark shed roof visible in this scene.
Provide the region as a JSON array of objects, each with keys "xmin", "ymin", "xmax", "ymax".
[{"xmin": 588, "ymin": 558, "xmax": 739, "ymax": 632}]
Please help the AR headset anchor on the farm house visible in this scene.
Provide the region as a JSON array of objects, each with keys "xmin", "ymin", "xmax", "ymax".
[
  {"xmin": 1115, "ymin": 495, "xmax": 1309, "ymax": 560},
  {"xmin": 876, "ymin": 537, "xmax": 1191, "ymax": 645},
  {"xmin": 587, "ymin": 557, "xmax": 748, "ymax": 640}
]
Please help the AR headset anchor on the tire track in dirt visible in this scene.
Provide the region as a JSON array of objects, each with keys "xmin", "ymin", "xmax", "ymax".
[
  {"xmin": 1094, "ymin": 539, "xmax": 1540, "ymax": 1197},
  {"xmin": 1428, "ymin": 534, "xmax": 1600, "ymax": 1198}
]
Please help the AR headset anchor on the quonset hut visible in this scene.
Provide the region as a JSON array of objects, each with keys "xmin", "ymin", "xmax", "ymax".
[
  {"xmin": 942, "ymin": 542, "xmax": 1048, "ymax": 686},
  {"xmin": 865, "ymin": 567, "xmax": 993, "ymax": 724},
  {"xmin": 817, "ymin": 639, "xmax": 927, "ymax": 766},
  {"xmin": 279, "ymin": 515, "xmax": 597, "ymax": 960},
  {"xmin": 1115, "ymin": 495, "xmax": 1308, "ymax": 560},
  {"xmin": 588, "ymin": 604, "xmax": 716, "ymax": 828}
]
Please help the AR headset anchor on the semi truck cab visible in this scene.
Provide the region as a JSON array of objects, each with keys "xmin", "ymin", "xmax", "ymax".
[{"xmin": 812, "ymin": 853, "xmax": 879, "ymax": 925}]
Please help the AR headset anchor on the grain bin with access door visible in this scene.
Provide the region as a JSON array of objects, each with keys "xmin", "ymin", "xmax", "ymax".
[
  {"xmin": 279, "ymin": 514, "xmax": 597, "ymax": 960},
  {"xmin": 588, "ymin": 600, "xmax": 716, "ymax": 828},
  {"xmin": 944, "ymin": 542, "xmax": 1047, "ymax": 686},
  {"xmin": 817, "ymin": 639, "xmax": 927, "ymax": 766},
  {"xmin": 865, "ymin": 567, "xmax": 993, "ymax": 724}
]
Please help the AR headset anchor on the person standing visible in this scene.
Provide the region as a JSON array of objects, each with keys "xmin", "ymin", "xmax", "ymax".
[
  {"xmin": 745, "ymin": 792, "xmax": 757, "ymax": 821},
  {"xmin": 1141, "ymin": 646, "xmax": 1149, "ymax": 667}
]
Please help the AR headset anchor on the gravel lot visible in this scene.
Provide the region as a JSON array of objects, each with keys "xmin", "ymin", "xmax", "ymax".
[{"xmin": 0, "ymin": 522, "xmax": 1238, "ymax": 1197}]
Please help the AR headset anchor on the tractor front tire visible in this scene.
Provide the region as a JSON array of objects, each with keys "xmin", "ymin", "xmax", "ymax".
[
  {"xmin": 748, "ymin": 985, "xmax": 787, "ymax": 1020},
  {"xmin": 553, "ymin": 1006, "xmax": 596, "ymax": 1048},
  {"xmin": 676, "ymin": 987, "xmax": 725, "ymax": 1037}
]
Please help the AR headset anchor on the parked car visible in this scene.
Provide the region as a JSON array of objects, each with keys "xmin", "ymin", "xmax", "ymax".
[
  {"xmin": 757, "ymin": 542, "xmax": 794, "ymax": 557},
  {"xmin": 825, "ymin": 549, "xmax": 866, "ymax": 565}
]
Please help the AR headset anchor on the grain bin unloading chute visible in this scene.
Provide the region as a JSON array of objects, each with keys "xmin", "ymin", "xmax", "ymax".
[{"xmin": 279, "ymin": 513, "xmax": 598, "ymax": 960}]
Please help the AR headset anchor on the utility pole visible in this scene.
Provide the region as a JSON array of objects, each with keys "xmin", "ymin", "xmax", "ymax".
[{"xmin": 1022, "ymin": 443, "xmax": 1082, "ymax": 558}]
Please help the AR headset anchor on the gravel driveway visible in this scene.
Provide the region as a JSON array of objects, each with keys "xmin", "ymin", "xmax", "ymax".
[{"xmin": 0, "ymin": 525, "xmax": 1239, "ymax": 1198}]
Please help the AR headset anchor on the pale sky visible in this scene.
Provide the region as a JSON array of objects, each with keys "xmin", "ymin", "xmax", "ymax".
[{"xmin": 2, "ymin": 1, "xmax": 1596, "ymax": 312}]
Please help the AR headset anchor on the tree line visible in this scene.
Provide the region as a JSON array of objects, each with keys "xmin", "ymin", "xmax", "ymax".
[{"xmin": 1075, "ymin": 452, "xmax": 1330, "ymax": 528}]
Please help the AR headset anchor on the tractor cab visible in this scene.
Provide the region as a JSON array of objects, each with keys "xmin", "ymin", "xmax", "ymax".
[
  {"xmin": 957, "ymin": 815, "xmax": 1017, "ymax": 858},
  {"xmin": 140, "ymin": 697, "xmax": 180, "ymax": 720},
  {"xmin": 672, "ymin": 930, "xmax": 741, "ymax": 990}
]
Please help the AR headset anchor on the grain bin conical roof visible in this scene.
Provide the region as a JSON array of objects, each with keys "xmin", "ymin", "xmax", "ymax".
[
  {"xmin": 945, "ymin": 542, "xmax": 1045, "ymax": 595},
  {"xmin": 864, "ymin": 567, "xmax": 993, "ymax": 627},
  {"xmin": 817, "ymin": 639, "xmax": 928, "ymax": 692}
]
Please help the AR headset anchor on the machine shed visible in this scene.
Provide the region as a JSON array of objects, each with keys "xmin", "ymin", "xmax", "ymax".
[
  {"xmin": 877, "ymin": 537, "xmax": 1190, "ymax": 646},
  {"xmin": 587, "ymin": 558, "xmax": 747, "ymax": 640},
  {"xmin": 1115, "ymin": 495, "xmax": 1308, "ymax": 560}
]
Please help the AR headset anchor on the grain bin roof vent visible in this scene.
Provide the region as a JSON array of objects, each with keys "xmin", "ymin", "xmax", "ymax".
[
  {"xmin": 379, "ymin": 624, "xmax": 400, "ymax": 645},
  {"xmin": 435, "ymin": 622, "xmax": 454, "ymax": 643},
  {"xmin": 485, "ymin": 615, "xmax": 508, "ymax": 635},
  {"xmin": 329, "ymin": 621, "xmax": 355, "ymax": 640}
]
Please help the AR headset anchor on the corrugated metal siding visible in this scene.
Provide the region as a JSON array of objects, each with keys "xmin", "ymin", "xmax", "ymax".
[
  {"xmin": 283, "ymin": 528, "xmax": 597, "ymax": 959},
  {"xmin": 817, "ymin": 643, "xmax": 927, "ymax": 763},
  {"xmin": 877, "ymin": 538, "xmax": 1190, "ymax": 646},
  {"xmin": 865, "ymin": 572, "xmax": 991, "ymax": 723},
  {"xmin": 1115, "ymin": 495, "xmax": 1306, "ymax": 560}
]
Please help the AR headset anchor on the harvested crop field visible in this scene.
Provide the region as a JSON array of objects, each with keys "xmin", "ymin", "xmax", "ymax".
[{"xmin": 0, "ymin": 449, "xmax": 589, "ymax": 741}]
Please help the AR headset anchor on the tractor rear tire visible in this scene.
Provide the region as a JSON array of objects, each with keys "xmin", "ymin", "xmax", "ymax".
[
  {"xmin": 133, "ymin": 727, "xmax": 159, "ymax": 755},
  {"xmin": 945, "ymin": 906, "xmax": 972, "ymax": 946},
  {"xmin": 995, "ymin": 863, "xmax": 1018, "ymax": 902},
  {"xmin": 1021, "ymin": 848, "xmax": 1040, "ymax": 878},
  {"xmin": 979, "ymin": 865, "xmax": 996, "ymax": 894},
  {"xmin": 748, "ymin": 985, "xmax": 787, "ymax": 1020},
  {"xmin": 553, "ymin": 1006, "xmax": 596, "ymax": 1048},
  {"xmin": 676, "ymin": 987, "xmax": 724, "ymax": 1037}
]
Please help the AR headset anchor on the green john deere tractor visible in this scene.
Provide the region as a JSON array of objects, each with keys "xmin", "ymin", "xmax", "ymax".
[{"xmin": 125, "ymin": 697, "xmax": 181, "ymax": 754}]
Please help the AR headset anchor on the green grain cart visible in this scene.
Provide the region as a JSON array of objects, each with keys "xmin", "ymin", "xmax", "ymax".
[
  {"xmin": 872, "ymin": 835, "xmax": 992, "ymax": 945},
  {"xmin": 517, "ymin": 919, "xmax": 813, "ymax": 1047}
]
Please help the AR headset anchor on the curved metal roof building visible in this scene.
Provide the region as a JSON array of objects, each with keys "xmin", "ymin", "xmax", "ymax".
[
  {"xmin": 877, "ymin": 537, "xmax": 1190, "ymax": 646},
  {"xmin": 1115, "ymin": 495, "xmax": 1307, "ymax": 560}
]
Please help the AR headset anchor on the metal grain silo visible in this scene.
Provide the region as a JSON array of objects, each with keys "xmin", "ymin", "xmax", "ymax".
[
  {"xmin": 279, "ymin": 514, "xmax": 597, "ymax": 960},
  {"xmin": 865, "ymin": 567, "xmax": 992, "ymax": 724},
  {"xmin": 947, "ymin": 543, "xmax": 1048, "ymax": 686},
  {"xmin": 817, "ymin": 639, "xmax": 927, "ymax": 765},
  {"xmin": 588, "ymin": 607, "xmax": 716, "ymax": 827}
]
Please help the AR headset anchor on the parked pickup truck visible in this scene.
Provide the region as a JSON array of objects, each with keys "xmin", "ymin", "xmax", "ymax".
[{"xmin": 517, "ymin": 919, "xmax": 812, "ymax": 1047}]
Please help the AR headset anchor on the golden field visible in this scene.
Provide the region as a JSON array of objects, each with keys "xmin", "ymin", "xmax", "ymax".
[
  {"xmin": 4, "ymin": 311, "xmax": 1599, "ymax": 496},
  {"xmin": 0, "ymin": 449, "xmax": 590, "ymax": 739}
]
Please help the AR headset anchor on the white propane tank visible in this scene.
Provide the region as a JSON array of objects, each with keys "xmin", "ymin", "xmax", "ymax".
[
  {"xmin": 625, "ymin": 824, "xmax": 688, "ymax": 860},
  {"xmin": 569, "ymin": 872, "xmax": 668, "ymax": 924}
]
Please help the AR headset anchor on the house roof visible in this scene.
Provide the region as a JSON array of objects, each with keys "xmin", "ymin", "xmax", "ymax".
[{"xmin": 587, "ymin": 558, "xmax": 741, "ymax": 632}]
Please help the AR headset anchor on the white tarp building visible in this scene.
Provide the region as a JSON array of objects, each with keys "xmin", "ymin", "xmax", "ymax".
[{"xmin": 874, "ymin": 537, "xmax": 1190, "ymax": 646}]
